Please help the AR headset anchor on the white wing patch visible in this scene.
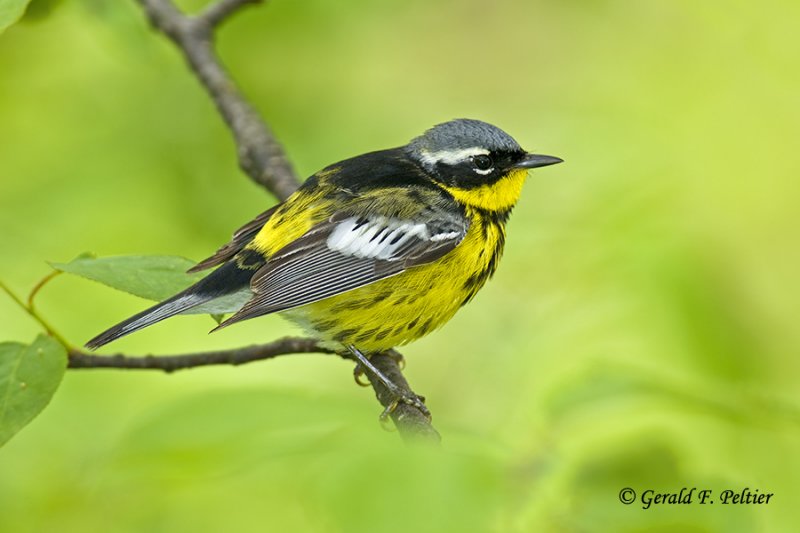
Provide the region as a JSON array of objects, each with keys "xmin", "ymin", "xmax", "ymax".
[
  {"xmin": 327, "ymin": 217, "xmax": 435, "ymax": 260},
  {"xmin": 430, "ymin": 230, "xmax": 462, "ymax": 242}
]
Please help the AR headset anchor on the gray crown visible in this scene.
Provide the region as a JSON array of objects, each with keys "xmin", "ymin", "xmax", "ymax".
[{"xmin": 407, "ymin": 119, "xmax": 522, "ymax": 157}]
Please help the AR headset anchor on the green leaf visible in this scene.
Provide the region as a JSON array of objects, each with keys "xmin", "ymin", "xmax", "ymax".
[
  {"xmin": 0, "ymin": 0, "xmax": 33, "ymax": 34},
  {"xmin": 0, "ymin": 335, "xmax": 67, "ymax": 447},
  {"xmin": 51, "ymin": 255, "xmax": 203, "ymax": 302},
  {"xmin": 52, "ymin": 255, "xmax": 245, "ymax": 315}
]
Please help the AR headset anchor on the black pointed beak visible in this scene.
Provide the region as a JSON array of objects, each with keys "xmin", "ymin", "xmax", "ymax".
[{"xmin": 513, "ymin": 153, "xmax": 564, "ymax": 169}]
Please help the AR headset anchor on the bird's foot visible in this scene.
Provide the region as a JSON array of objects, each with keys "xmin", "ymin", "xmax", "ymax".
[
  {"xmin": 347, "ymin": 345, "xmax": 430, "ymax": 424},
  {"xmin": 379, "ymin": 388, "xmax": 430, "ymax": 425}
]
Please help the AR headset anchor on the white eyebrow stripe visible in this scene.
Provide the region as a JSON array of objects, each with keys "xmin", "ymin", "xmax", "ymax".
[{"xmin": 418, "ymin": 147, "xmax": 489, "ymax": 166}]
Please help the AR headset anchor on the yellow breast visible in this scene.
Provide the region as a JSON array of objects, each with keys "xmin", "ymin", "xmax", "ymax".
[
  {"xmin": 285, "ymin": 208, "xmax": 506, "ymax": 352},
  {"xmin": 248, "ymin": 169, "xmax": 527, "ymax": 352}
]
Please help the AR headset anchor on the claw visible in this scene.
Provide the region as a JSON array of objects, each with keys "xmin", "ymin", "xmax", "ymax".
[
  {"xmin": 379, "ymin": 400, "xmax": 399, "ymax": 431},
  {"xmin": 352, "ymin": 363, "xmax": 371, "ymax": 387},
  {"xmin": 401, "ymin": 393, "xmax": 431, "ymax": 421},
  {"xmin": 387, "ymin": 351, "xmax": 406, "ymax": 370}
]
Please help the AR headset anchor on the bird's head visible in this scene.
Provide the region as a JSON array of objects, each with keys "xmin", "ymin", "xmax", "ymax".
[{"xmin": 406, "ymin": 119, "xmax": 562, "ymax": 212}]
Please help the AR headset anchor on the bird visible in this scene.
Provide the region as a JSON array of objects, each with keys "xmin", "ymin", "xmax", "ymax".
[{"xmin": 86, "ymin": 118, "xmax": 562, "ymax": 411}]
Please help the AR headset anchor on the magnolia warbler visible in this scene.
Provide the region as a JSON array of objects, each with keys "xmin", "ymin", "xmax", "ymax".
[{"xmin": 87, "ymin": 119, "xmax": 562, "ymax": 409}]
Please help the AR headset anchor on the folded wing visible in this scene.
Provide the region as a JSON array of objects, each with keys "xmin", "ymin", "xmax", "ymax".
[{"xmin": 216, "ymin": 210, "xmax": 469, "ymax": 328}]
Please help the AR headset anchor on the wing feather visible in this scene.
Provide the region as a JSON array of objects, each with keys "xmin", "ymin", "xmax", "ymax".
[
  {"xmin": 188, "ymin": 205, "xmax": 279, "ymax": 273},
  {"xmin": 216, "ymin": 211, "xmax": 468, "ymax": 328}
]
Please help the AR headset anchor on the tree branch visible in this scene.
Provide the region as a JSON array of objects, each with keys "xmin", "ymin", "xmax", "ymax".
[
  {"xmin": 137, "ymin": 0, "xmax": 298, "ymax": 200},
  {"xmin": 68, "ymin": 337, "xmax": 440, "ymax": 442},
  {"xmin": 199, "ymin": 0, "xmax": 262, "ymax": 27},
  {"xmin": 72, "ymin": 0, "xmax": 441, "ymax": 441},
  {"xmin": 68, "ymin": 337, "xmax": 337, "ymax": 372}
]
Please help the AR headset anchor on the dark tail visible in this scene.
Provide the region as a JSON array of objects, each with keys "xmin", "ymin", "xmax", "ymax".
[{"xmin": 85, "ymin": 261, "xmax": 256, "ymax": 349}]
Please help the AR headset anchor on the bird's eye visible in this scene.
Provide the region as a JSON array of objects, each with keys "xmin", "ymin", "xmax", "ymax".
[{"xmin": 472, "ymin": 154, "xmax": 493, "ymax": 171}]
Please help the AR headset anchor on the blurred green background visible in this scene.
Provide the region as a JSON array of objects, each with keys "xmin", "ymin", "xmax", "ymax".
[{"xmin": 1, "ymin": 0, "xmax": 799, "ymax": 531}]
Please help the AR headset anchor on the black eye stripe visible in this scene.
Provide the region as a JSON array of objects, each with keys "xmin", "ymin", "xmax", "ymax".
[{"xmin": 472, "ymin": 154, "xmax": 493, "ymax": 170}]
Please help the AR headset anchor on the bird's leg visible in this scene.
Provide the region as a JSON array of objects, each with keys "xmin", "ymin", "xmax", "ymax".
[
  {"xmin": 347, "ymin": 345, "xmax": 430, "ymax": 421},
  {"xmin": 353, "ymin": 349, "xmax": 405, "ymax": 386}
]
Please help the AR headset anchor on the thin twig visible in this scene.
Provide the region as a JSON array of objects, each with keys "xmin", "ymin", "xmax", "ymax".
[
  {"xmin": 68, "ymin": 337, "xmax": 338, "ymax": 372},
  {"xmin": 28, "ymin": 270, "xmax": 62, "ymax": 308},
  {"xmin": 1, "ymin": 279, "xmax": 72, "ymax": 350},
  {"xmin": 69, "ymin": 336, "xmax": 440, "ymax": 442}
]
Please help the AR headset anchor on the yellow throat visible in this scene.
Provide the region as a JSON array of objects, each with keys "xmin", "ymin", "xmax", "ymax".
[{"xmin": 441, "ymin": 169, "xmax": 528, "ymax": 212}]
